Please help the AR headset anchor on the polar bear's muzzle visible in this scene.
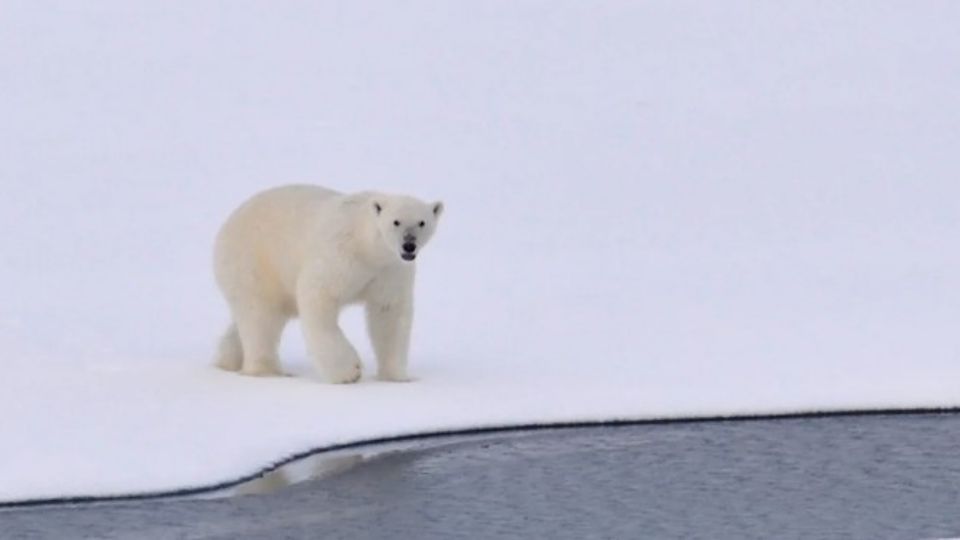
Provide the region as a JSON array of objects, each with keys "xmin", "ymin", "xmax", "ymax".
[{"xmin": 401, "ymin": 241, "xmax": 418, "ymax": 261}]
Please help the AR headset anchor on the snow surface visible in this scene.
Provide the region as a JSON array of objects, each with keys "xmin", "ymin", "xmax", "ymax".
[{"xmin": 1, "ymin": 1, "xmax": 959, "ymax": 502}]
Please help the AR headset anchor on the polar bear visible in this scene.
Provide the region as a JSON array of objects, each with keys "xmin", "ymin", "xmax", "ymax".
[{"xmin": 213, "ymin": 185, "xmax": 443, "ymax": 383}]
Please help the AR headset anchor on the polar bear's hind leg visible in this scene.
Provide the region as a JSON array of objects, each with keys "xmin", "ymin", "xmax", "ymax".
[
  {"xmin": 215, "ymin": 323, "xmax": 243, "ymax": 371},
  {"xmin": 233, "ymin": 305, "xmax": 287, "ymax": 377}
]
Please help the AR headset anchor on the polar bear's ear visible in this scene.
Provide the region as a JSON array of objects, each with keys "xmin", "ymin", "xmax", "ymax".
[
  {"xmin": 373, "ymin": 201, "xmax": 382, "ymax": 215},
  {"xmin": 432, "ymin": 201, "xmax": 444, "ymax": 217}
]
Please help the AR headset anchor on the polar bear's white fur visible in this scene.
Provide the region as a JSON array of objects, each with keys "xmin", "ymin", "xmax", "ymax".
[{"xmin": 213, "ymin": 185, "xmax": 443, "ymax": 383}]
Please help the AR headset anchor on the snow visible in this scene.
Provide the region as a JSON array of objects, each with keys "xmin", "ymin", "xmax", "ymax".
[{"xmin": 2, "ymin": 1, "xmax": 959, "ymax": 502}]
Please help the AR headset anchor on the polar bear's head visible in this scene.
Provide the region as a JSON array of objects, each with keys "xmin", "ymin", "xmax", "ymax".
[{"xmin": 371, "ymin": 195, "xmax": 443, "ymax": 263}]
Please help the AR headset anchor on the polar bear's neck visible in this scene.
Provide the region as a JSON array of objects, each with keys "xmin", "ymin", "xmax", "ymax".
[{"xmin": 340, "ymin": 201, "xmax": 397, "ymax": 270}]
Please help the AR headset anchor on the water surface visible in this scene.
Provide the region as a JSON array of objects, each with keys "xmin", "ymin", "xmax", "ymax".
[{"xmin": 4, "ymin": 413, "xmax": 960, "ymax": 539}]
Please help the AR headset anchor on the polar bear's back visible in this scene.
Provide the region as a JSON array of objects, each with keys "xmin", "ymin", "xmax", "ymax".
[{"xmin": 213, "ymin": 185, "xmax": 345, "ymax": 309}]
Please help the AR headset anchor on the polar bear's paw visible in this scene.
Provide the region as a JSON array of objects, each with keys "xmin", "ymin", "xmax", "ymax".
[
  {"xmin": 323, "ymin": 356, "xmax": 362, "ymax": 384},
  {"xmin": 377, "ymin": 369, "xmax": 414, "ymax": 383},
  {"xmin": 215, "ymin": 327, "xmax": 243, "ymax": 372},
  {"xmin": 239, "ymin": 360, "xmax": 284, "ymax": 377},
  {"xmin": 215, "ymin": 354, "xmax": 242, "ymax": 372}
]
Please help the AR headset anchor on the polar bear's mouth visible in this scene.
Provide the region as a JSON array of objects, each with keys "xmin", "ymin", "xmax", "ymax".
[{"xmin": 401, "ymin": 253, "xmax": 417, "ymax": 261}]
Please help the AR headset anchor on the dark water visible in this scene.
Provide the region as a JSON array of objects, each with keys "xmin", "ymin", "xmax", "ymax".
[{"xmin": 4, "ymin": 413, "xmax": 960, "ymax": 539}]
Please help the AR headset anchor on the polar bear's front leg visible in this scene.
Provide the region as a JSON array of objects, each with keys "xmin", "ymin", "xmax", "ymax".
[
  {"xmin": 366, "ymin": 293, "xmax": 414, "ymax": 382},
  {"xmin": 299, "ymin": 293, "xmax": 362, "ymax": 384}
]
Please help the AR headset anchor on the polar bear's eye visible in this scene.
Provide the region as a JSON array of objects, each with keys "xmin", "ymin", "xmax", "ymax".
[
  {"xmin": 419, "ymin": 221, "xmax": 425, "ymax": 227},
  {"xmin": 393, "ymin": 220, "xmax": 400, "ymax": 227}
]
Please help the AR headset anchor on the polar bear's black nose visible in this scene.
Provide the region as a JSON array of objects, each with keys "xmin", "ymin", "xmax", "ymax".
[{"xmin": 402, "ymin": 242, "xmax": 417, "ymax": 253}]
